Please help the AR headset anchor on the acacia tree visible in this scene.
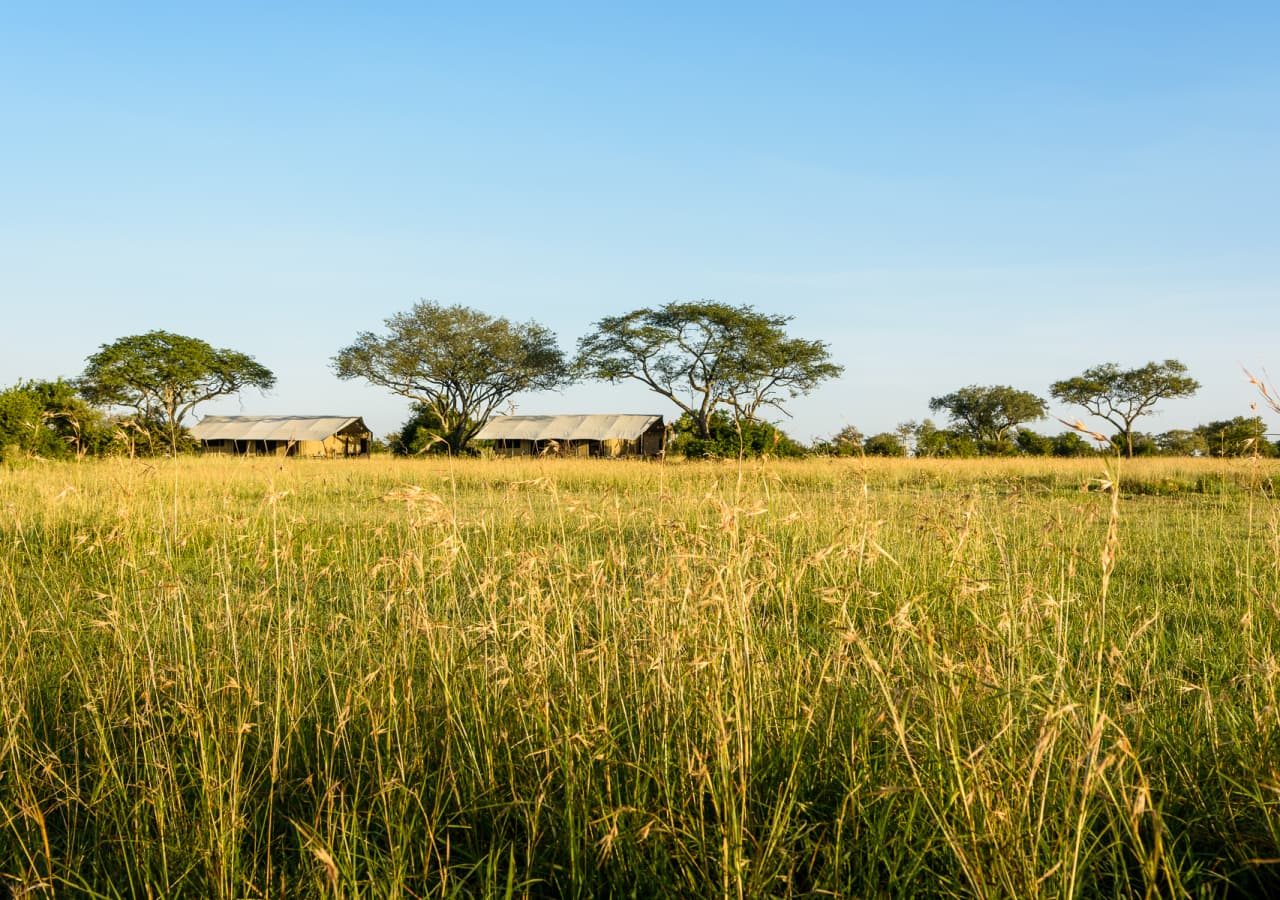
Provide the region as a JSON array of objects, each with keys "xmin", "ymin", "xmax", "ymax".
[
  {"xmin": 928, "ymin": 385, "xmax": 1047, "ymax": 449},
  {"xmin": 80, "ymin": 331, "xmax": 275, "ymax": 454},
  {"xmin": 333, "ymin": 301, "xmax": 569, "ymax": 453},
  {"xmin": 1050, "ymin": 360, "xmax": 1199, "ymax": 457},
  {"xmin": 575, "ymin": 301, "xmax": 841, "ymax": 439}
]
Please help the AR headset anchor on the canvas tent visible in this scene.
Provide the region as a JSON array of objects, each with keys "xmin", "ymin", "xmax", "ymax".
[
  {"xmin": 190, "ymin": 415, "xmax": 372, "ymax": 457},
  {"xmin": 474, "ymin": 414, "xmax": 666, "ymax": 458}
]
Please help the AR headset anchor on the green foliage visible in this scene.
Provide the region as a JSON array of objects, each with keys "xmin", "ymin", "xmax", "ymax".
[
  {"xmin": 390, "ymin": 403, "xmax": 461, "ymax": 456},
  {"xmin": 928, "ymin": 385, "xmax": 1047, "ymax": 446},
  {"xmin": 1051, "ymin": 431, "xmax": 1096, "ymax": 457},
  {"xmin": 1050, "ymin": 360, "xmax": 1200, "ymax": 457},
  {"xmin": 0, "ymin": 379, "xmax": 110, "ymax": 461},
  {"xmin": 912, "ymin": 419, "xmax": 978, "ymax": 458},
  {"xmin": 1194, "ymin": 416, "xmax": 1276, "ymax": 457},
  {"xmin": 1015, "ymin": 430, "xmax": 1098, "ymax": 458},
  {"xmin": 334, "ymin": 302, "xmax": 568, "ymax": 453},
  {"xmin": 811, "ymin": 425, "xmax": 864, "ymax": 457},
  {"xmin": 862, "ymin": 432, "xmax": 907, "ymax": 457},
  {"xmin": 669, "ymin": 411, "xmax": 806, "ymax": 458},
  {"xmin": 575, "ymin": 301, "xmax": 841, "ymax": 439},
  {"xmin": 1157, "ymin": 429, "xmax": 1210, "ymax": 456},
  {"xmin": 1015, "ymin": 428, "xmax": 1055, "ymax": 456},
  {"xmin": 80, "ymin": 331, "xmax": 275, "ymax": 454},
  {"xmin": 1108, "ymin": 431, "xmax": 1159, "ymax": 457},
  {"xmin": 0, "ymin": 382, "xmax": 62, "ymax": 460}
]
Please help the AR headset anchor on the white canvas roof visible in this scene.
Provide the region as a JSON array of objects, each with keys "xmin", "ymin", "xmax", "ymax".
[
  {"xmin": 474, "ymin": 414, "xmax": 663, "ymax": 442},
  {"xmin": 190, "ymin": 415, "xmax": 368, "ymax": 442}
]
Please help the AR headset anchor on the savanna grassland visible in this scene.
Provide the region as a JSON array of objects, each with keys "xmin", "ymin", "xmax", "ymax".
[{"xmin": 1, "ymin": 456, "xmax": 1279, "ymax": 898}]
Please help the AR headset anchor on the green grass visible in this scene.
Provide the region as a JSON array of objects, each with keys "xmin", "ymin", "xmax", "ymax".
[{"xmin": 1, "ymin": 455, "xmax": 1278, "ymax": 897}]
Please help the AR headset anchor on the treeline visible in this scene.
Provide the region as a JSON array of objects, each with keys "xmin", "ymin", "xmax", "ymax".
[
  {"xmin": 2, "ymin": 300, "xmax": 1277, "ymax": 461},
  {"xmin": 807, "ymin": 416, "xmax": 1276, "ymax": 459}
]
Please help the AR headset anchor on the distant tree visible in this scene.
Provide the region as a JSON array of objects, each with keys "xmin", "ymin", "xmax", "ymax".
[
  {"xmin": 928, "ymin": 385, "xmax": 1047, "ymax": 450},
  {"xmin": 1194, "ymin": 416, "xmax": 1275, "ymax": 458},
  {"xmin": 811, "ymin": 425, "xmax": 867, "ymax": 457},
  {"xmin": 832, "ymin": 425, "xmax": 865, "ymax": 456},
  {"xmin": 1157, "ymin": 429, "xmax": 1209, "ymax": 457},
  {"xmin": 334, "ymin": 302, "xmax": 569, "ymax": 454},
  {"xmin": 575, "ymin": 301, "xmax": 841, "ymax": 440},
  {"xmin": 1015, "ymin": 428, "xmax": 1055, "ymax": 456},
  {"xmin": 863, "ymin": 432, "xmax": 907, "ymax": 457},
  {"xmin": 1050, "ymin": 360, "xmax": 1199, "ymax": 458},
  {"xmin": 893, "ymin": 420, "xmax": 919, "ymax": 457},
  {"xmin": 80, "ymin": 331, "xmax": 275, "ymax": 454},
  {"xmin": 912, "ymin": 419, "xmax": 978, "ymax": 458},
  {"xmin": 1051, "ymin": 432, "xmax": 1095, "ymax": 457}
]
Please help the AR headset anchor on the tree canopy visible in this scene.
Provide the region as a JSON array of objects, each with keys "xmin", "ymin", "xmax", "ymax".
[
  {"xmin": 575, "ymin": 301, "xmax": 841, "ymax": 439},
  {"xmin": 928, "ymin": 385, "xmax": 1047, "ymax": 447},
  {"xmin": 1050, "ymin": 360, "xmax": 1200, "ymax": 457},
  {"xmin": 333, "ymin": 301, "xmax": 569, "ymax": 453},
  {"xmin": 80, "ymin": 331, "xmax": 275, "ymax": 453}
]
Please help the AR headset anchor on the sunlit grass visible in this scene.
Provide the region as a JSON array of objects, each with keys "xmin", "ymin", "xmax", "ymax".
[{"xmin": 1, "ymin": 455, "xmax": 1278, "ymax": 897}]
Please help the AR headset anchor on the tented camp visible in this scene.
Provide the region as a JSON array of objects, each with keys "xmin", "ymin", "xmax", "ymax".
[
  {"xmin": 190, "ymin": 415, "xmax": 372, "ymax": 458},
  {"xmin": 475, "ymin": 414, "xmax": 666, "ymax": 458}
]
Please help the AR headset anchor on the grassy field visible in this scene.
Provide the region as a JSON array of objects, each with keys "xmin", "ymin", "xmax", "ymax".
[{"xmin": 1, "ymin": 455, "xmax": 1278, "ymax": 898}]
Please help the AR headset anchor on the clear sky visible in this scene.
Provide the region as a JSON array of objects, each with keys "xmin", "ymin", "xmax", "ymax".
[{"xmin": 3, "ymin": 2, "xmax": 1278, "ymax": 441}]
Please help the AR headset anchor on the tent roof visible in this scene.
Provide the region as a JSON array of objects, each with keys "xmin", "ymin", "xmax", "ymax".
[
  {"xmin": 189, "ymin": 415, "xmax": 368, "ymax": 442},
  {"xmin": 474, "ymin": 414, "xmax": 663, "ymax": 442}
]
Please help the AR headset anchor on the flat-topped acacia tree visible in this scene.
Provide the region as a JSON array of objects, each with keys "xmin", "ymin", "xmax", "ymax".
[
  {"xmin": 79, "ymin": 330, "xmax": 275, "ymax": 455},
  {"xmin": 333, "ymin": 301, "xmax": 570, "ymax": 454},
  {"xmin": 575, "ymin": 301, "xmax": 842, "ymax": 439},
  {"xmin": 1050, "ymin": 360, "xmax": 1200, "ymax": 458},
  {"xmin": 928, "ymin": 385, "xmax": 1047, "ymax": 448}
]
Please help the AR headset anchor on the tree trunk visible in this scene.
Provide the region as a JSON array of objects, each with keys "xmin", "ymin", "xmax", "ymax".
[
  {"xmin": 696, "ymin": 411, "xmax": 713, "ymax": 440},
  {"xmin": 445, "ymin": 422, "xmax": 468, "ymax": 455}
]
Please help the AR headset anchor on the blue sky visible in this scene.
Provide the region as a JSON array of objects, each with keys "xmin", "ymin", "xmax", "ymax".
[{"xmin": 2, "ymin": 2, "xmax": 1278, "ymax": 440}]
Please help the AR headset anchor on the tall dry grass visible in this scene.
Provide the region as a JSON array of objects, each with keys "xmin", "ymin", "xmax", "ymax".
[{"xmin": 0, "ymin": 455, "xmax": 1277, "ymax": 897}]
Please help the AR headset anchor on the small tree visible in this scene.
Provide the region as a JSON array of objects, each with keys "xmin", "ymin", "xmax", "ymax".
[
  {"xmin": 576, "ymin": 301, "xmax": 841, "ymax": 439},
  {"xmin": 831, "ymin": 425, "xmax": 865, "ymax": 456},
  {"xmin": 80, "ymin": 331, "xmax": 275, "ymax": 454},
  {"xmin": 911, "ymin": 419, "xmax": 978, "ymax": 458},
  {"xmin": 1050, "ymin": 360, "xmax": 1199, "ymax": 458},
  {"xmin": 334, "ymin": 302, "xmax": 569, "ymax": 454},
  {"xmin": 1015, "ymin": 428, "xmax": 1055, "ymax": 456},
  {"xmin": 863, "ymin": 432, "xmax": 907, "ymax": 457},
  {"xmin": 390, "ymin": 403, "xmax": 455, "ymax": 456},
  {"xmin": 1051, "ymin": 432, "xmax": 1095, "ymax": 458},
  {"xmin": 928, "ymin": 385, "xmax": 1047, "ymax": 451}
]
